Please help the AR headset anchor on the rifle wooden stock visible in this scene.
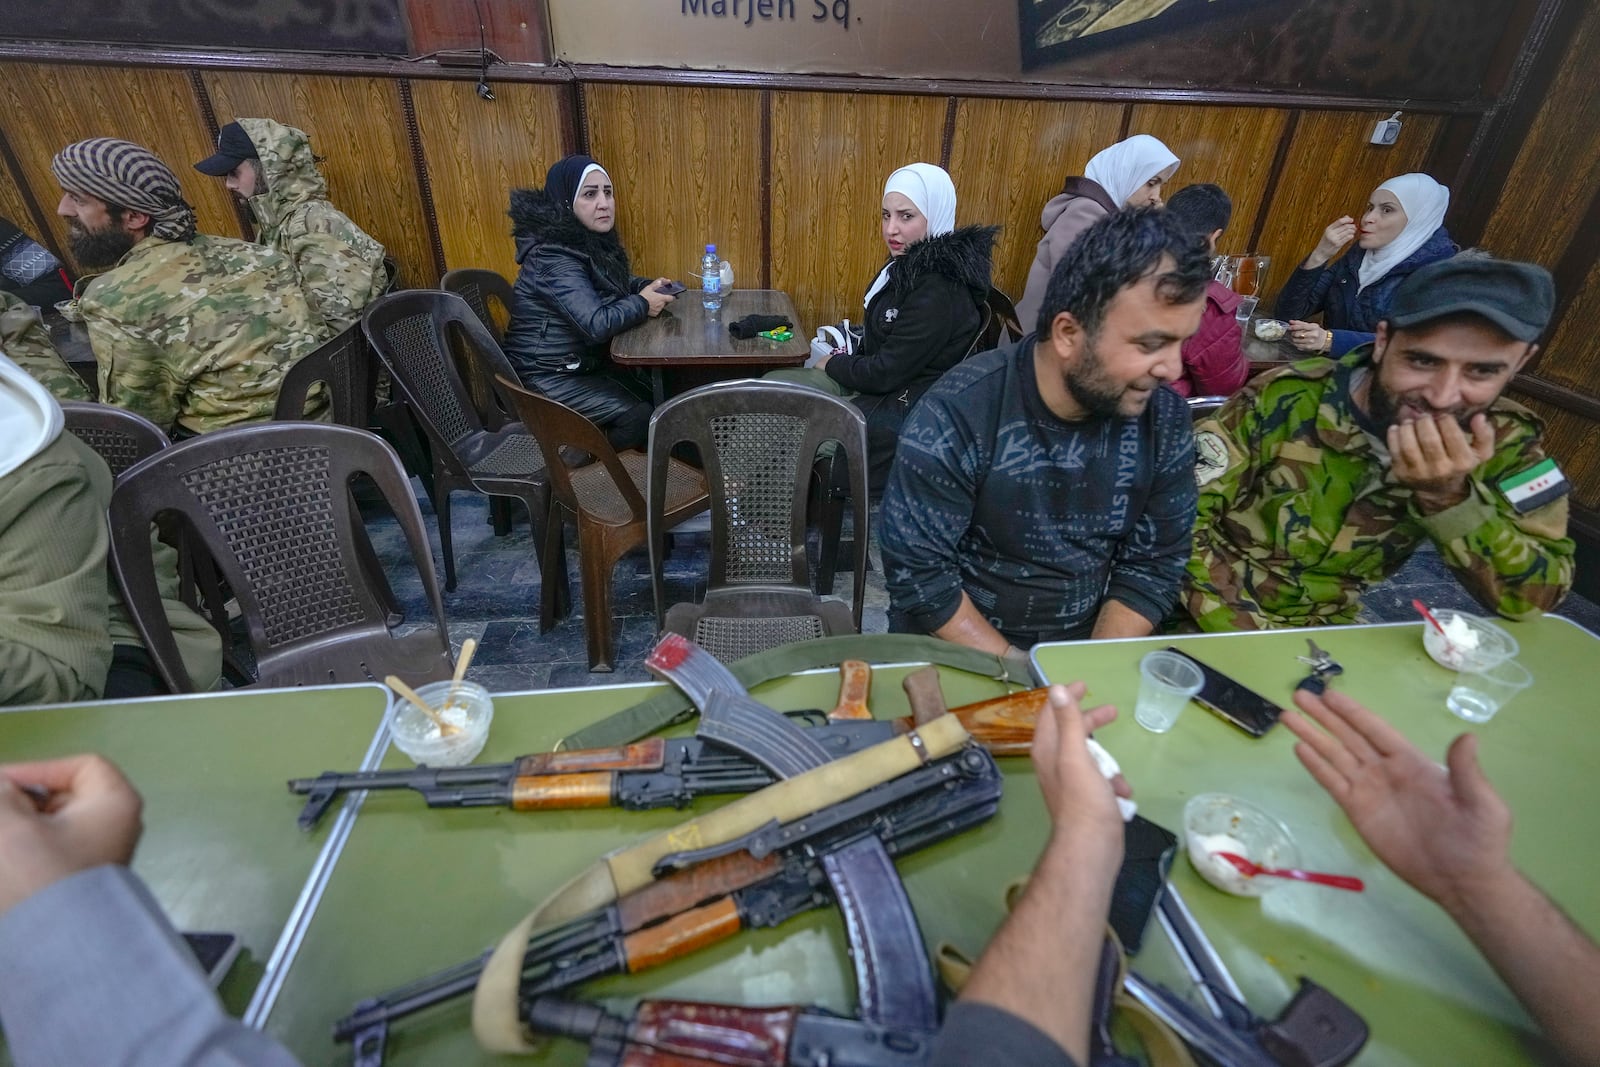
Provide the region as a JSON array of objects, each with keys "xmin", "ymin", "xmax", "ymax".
[
  {"xmin": 616, "ymin": 850, "xmax": 784, "ymax": 932},
  {"xmin": 893, "ymin": 688, "xmax": 1047, "ymax": 757},
  {"xmin": 622, "ymin": 898, "xmax": 743, "ymax": 973},
  {"xmin": 515, "ymin": 738, "xmax": 667, "ymax": 775},
  {"xmin": 829, "ymin": 660, "xmax": 873, "ymax": 720},
  {"xmin": 511, "ymin": 773, "xmax": 616, "ymax": 810},
  {"xmin": 899, "ymin": 667, "xmax": 948, "ymax": 726}
]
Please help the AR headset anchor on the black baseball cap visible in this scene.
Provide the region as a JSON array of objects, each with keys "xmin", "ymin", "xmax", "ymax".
[
  {"xmin": 1386, "ymin": 255, "xmax": 1555, "ymax": 342},
  {"xmin": 193, "ymin": 121, "xmax": 259, "ymax": 176}
]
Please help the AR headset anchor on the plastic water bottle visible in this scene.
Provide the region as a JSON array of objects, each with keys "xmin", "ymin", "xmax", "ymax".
[{"xmin": 700, "ymin": 243, "xmax": 723, "ymax": 312}]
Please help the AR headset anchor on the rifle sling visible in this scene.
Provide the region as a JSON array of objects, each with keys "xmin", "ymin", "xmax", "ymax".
[
  {"xmin": 471, "ymin": 715, "xmax": 970, "ymax": 1054},
  {"xmin": 557, "ymin": 634, "xmax": 1034, "ymax": 751}
]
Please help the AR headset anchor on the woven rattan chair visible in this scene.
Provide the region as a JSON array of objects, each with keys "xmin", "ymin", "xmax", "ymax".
[
  {"xmin": 273, "ymin": 321, "xmax": 374, "ymax": 428},
  {"xmin": 495, "ymin": 374, "xmax": 709, "ymax": 672},
  {"xmin": 60, "ymin": 401, "xmax": 169, "ymax": 478},
  {"xmin": 107, "ymin": 423, "xmax": 452, "ymax": 691},
  {"xmin": 649, "ymin": 379, "xmax": 867, "ymax": 663},
  {"xmin": 362, "ymin": 290, "xmax": 553, "ymax": 593}
]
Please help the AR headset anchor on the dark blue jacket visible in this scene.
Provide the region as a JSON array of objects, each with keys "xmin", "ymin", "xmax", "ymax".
[{"xmin": 1274, "ymin": 226, "xmax": 1456, "ymax": 356}]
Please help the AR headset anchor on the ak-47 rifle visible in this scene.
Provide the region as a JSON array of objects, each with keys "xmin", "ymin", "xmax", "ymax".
[
  {"xmin": 289, "ymin": 661, "xmax": 1040, "ymax": 829},
  {"xmin": 332, "ymin": 736, "xmax": 1002, "ymax": 1044},
  {"xmin": 521, "ymin": 996, "xmax": 933, "ymax": 1066}
]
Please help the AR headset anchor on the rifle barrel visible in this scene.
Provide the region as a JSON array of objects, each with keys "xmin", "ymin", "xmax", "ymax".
[{"xmin": 287, "ymin": 763, "xmax": 515, "ymax": 796}]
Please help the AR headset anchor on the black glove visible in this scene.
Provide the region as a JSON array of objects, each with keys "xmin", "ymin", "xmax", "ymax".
[{"xmin": 728, "ymin": 314, "xmax": 792, "ymax": 339}]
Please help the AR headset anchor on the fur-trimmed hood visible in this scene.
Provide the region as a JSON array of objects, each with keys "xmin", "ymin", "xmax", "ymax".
[
  {"xmin": 508, "ymin": 185, "xmax": 633, "ymax": 292},
  {"xmin": 882, "ymin": 224, "xmax": 998, "ymax": 305}
]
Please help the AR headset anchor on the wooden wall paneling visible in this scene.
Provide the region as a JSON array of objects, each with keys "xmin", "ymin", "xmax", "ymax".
[
  {"xmin": 1532, "ymin": 253, "xmax": 1600, "ymax": 395},
  {"xmin": 1478, "ymin": 0, "xmax": 1600, "ymax": 267},
  {"xmin": 410, "ymin": 80, "xmax": 570, "ymax": 283},
  {"xmin": 202, "ymin": 71, "xmax": 434, "ymax": 288},
  {"xmin": 769, "ymin": 92, "xmax": 948, "ymax": 332},
  {"xmin": 0, "ymin": 62, "xmax": 237, "ymax": 275},
  {"xmin": 1128, "ymin": 104, "xmax": 1292, "ymax": 258},
  {"xmin": 1250, "ymin": 110, "xmax": 1444, "ymax": 305},
  {"xmin": 402, "ymin": 0, "xmax": 550, "ymax": 65},
  {"xmin": 946, "ymin": 98, "xmax": 1124, "ymax": 305},
  {"xmin": 586, "ymin": 84, "xmax": 764, "ymax": 300}
]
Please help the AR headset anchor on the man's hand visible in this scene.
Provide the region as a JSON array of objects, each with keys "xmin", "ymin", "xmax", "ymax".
[
  {"xmin": 1283, "ymin": 689, "xmax": 1512, "ymax": 914},
  {"xmin": 1388, "ymin": 412, "xmax": 1495, "ymax": 510},
  {"xmin": 643, "ymin": 278, "xmax": 676, "ymax": 317},
  {"xmin": 1033, "ymin": 683, "xmax": 1131, "ymax": 866},
  {"xmin": 0, "ymin": 755, "xmax": 144, "ymax": 915}
]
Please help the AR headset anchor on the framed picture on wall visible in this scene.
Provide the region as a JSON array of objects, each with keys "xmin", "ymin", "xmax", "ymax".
[{"xmin": 1019, "ymin": 0, "xmax": 1281, "ymax": 68}]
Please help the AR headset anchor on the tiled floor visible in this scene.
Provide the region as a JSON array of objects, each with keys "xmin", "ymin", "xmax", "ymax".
[{"xmin": 368, "ymin": 491, "xmax": 1600, "ymax": 689}]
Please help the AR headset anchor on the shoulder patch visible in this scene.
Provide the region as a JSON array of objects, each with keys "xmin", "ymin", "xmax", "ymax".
[
  {"xmin": 1497, "ymin": 457, "xmax": 1569, "ymax": 514},
  {"xmin": 1194, "ymin": 430, "xmax": 1230, "ymax": 487}
]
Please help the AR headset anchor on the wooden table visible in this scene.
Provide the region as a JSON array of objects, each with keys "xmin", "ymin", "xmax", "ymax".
[
  {"xmin": 0, "ymin": 683, "xmax": 392, "ymax": 1059},
  {"xmin": 611, "ymin": 288, "xmax": 809, "ymax": 404}
]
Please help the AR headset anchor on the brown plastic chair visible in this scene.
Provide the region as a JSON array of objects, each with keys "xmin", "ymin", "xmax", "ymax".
[
  {"xmin": 494, "ymin": 374, "xmax": 709, "ymax": 672},
  {"xmin": 60, "ymin": 401, "xmax": 169, "ymax": 478},
  {"xmin": 273, "ymin": 321, "xmax": 374, "ymax": 428},
  {"xmin": 440, "ymin": 268, "xmax": 515, "ymax": 343},
  {"xmin": 649, "ymin": 379, "xmax": 867, "ymax": 663},
  {"xmin": 986, "ymin": 286, "xmax": 1024, "ymax": 346},
  {"xmin": 107, "ymin": 423, "xmax": 453, "ymax": 691},
  {"xmin": 362, "ymin": 290, "xmax": 553, "ymax": 593}
]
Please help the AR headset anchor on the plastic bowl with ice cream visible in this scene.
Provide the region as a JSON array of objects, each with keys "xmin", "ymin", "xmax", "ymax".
[
  {"xmin": 390, "ymin": 680, "xmax": 494, "ymax": 767},
  {"xmin": 1253, "ymin": 319, "xmax": 1288, "ymax": 342},
  {"xmin": 1183, "ymin": 793, "xmax": 1298, "ymax": 897},
  {"xmin": 1421, "ymin": 610, "xmax": 1517, "ymax": 672}
]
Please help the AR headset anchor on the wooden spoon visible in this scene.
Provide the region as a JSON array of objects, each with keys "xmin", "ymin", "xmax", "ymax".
[{"xmin": 386, "ymin": 674, "xmax": 460, "ymax": 737}]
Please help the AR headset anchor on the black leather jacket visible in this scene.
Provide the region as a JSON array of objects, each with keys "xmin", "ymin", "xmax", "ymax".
[{"xmin": 502, "ymin": 186, "xmax": 652, "ymax": 378}]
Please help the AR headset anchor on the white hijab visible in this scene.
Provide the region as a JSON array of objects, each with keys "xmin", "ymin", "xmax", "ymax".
[
  {"xmin": 1356, "ymin": 173, "xmax": 1450, "ymax": 291},
  {"xmin": 573, "ymin": 163, "xmax": 608, "ymax": 206},
  {"xmin": 864, "ymin": 162, "xmax": 958, "ymax": 309},
  {"xmin": 1084, "ymin": 134, "xmax": 1180, "ymax": 208},
  {"xmin": 0, "ymin": 352, "xmax": 64, "ymax": 480}
]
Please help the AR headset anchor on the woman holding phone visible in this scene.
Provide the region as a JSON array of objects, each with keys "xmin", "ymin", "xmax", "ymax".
[
  {"xmin": 772, "ymin": 162, "xmax": 996, "ymax": 493},
  {"xmin": 1276, "ymin": 173, "xmax": 1455, "ymax": 358},
  {"xmin": 503, "ymin": 154, "xmax": 677, "ymax": 451}
]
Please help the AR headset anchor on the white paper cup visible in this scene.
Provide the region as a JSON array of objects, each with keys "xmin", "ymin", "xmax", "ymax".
[
  {"xmin": 1447, "ymin": 659, "xmax": 1532, "ymax": 724},
  {"xmin": 1134, "ymin": 650, "xmax": 1205, "ymax": 733}
]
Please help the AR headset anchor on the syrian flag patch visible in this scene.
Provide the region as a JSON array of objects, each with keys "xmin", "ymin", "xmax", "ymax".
[{"xmin": 1497, "ymin": 458, "xmax": 1569, "ymax": 514}]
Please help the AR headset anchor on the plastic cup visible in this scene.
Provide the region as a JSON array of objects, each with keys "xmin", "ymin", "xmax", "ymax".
[
  {"xmin": 1235, "ymin": 295, "xmax": 1260, "ymax": 323},
  {"xmin": 390, "ymin": 680, "xmax": 494, "ymax": 766},
  {"xmin": 1134, "ymin": 650, "xmax": 1205, "ymax": 733},
  {"xmin": 1447, "ymin": 659, "xmax": 1532, "ymax": 724}
]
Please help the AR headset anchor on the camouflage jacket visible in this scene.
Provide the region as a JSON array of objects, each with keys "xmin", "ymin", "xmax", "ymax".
[
  {"xmin": 79, "ymin": 234, "xmax": 325, "ymax": 435},
  {"xmin": 241, "ymin": 118, "xmax": 388, "ymax": 332},
  {"xmin": 0, "ymin": 290, "xmax": 88, "ymax": 401},
  {"xmin": 1184, "ymin": 348, "xmax": 1573, "ymax": 629}
]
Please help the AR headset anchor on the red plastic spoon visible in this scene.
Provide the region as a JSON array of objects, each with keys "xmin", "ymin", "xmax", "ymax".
[
  {"xmin": 1216, "ymin": 852, "xmax": 1365, "ymax": 892},
  {"xmin": 1413, "ymin": 598, "xmax": 1447, "ymax": 637}
]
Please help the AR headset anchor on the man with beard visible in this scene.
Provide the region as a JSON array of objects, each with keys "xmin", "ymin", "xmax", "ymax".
[
  {"xmin": 879, "ymin": 208, "xmax": 1207, "ymax": 656},
  {"xmin": 52, "ymin": 138, "xmax": 323, "ymax": 437},
  {"xmin": 1182, "ymin": 255, "xmax": 1573, "ymax": 630}
]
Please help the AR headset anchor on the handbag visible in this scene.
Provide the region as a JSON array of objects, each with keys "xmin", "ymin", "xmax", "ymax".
[{"xmin": 807, "ymin": 320, "xmax": 855, "ymax": 368}]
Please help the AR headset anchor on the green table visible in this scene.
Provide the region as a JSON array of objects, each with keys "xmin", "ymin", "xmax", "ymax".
[
  {"xmin": 261, "ymin": 666, "xmax": 1032, "ymax": 1065},
  {"xmin": 0, "ymin": 684, "xmax": 391, "ymax": 1021},
  {"xmin": 1033, "ymin": 616, "xmax": 1600, "ymax": 1066}
]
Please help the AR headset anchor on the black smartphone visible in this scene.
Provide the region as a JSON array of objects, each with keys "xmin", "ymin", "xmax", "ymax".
[
  {"xmin": 1109, "ymin": 815, "xmax": 1177, "ymax": 954},
  {"xmin": 652, "ymin": 280, "xmax": 687, "ymax": 297},
  {"xmin": 183, "ymin": 931, "xmax": 242, "ymax": 988},
  {"xmin": 1163, "ymin": 646, "xmax": 1283, "ymax": 737}
]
